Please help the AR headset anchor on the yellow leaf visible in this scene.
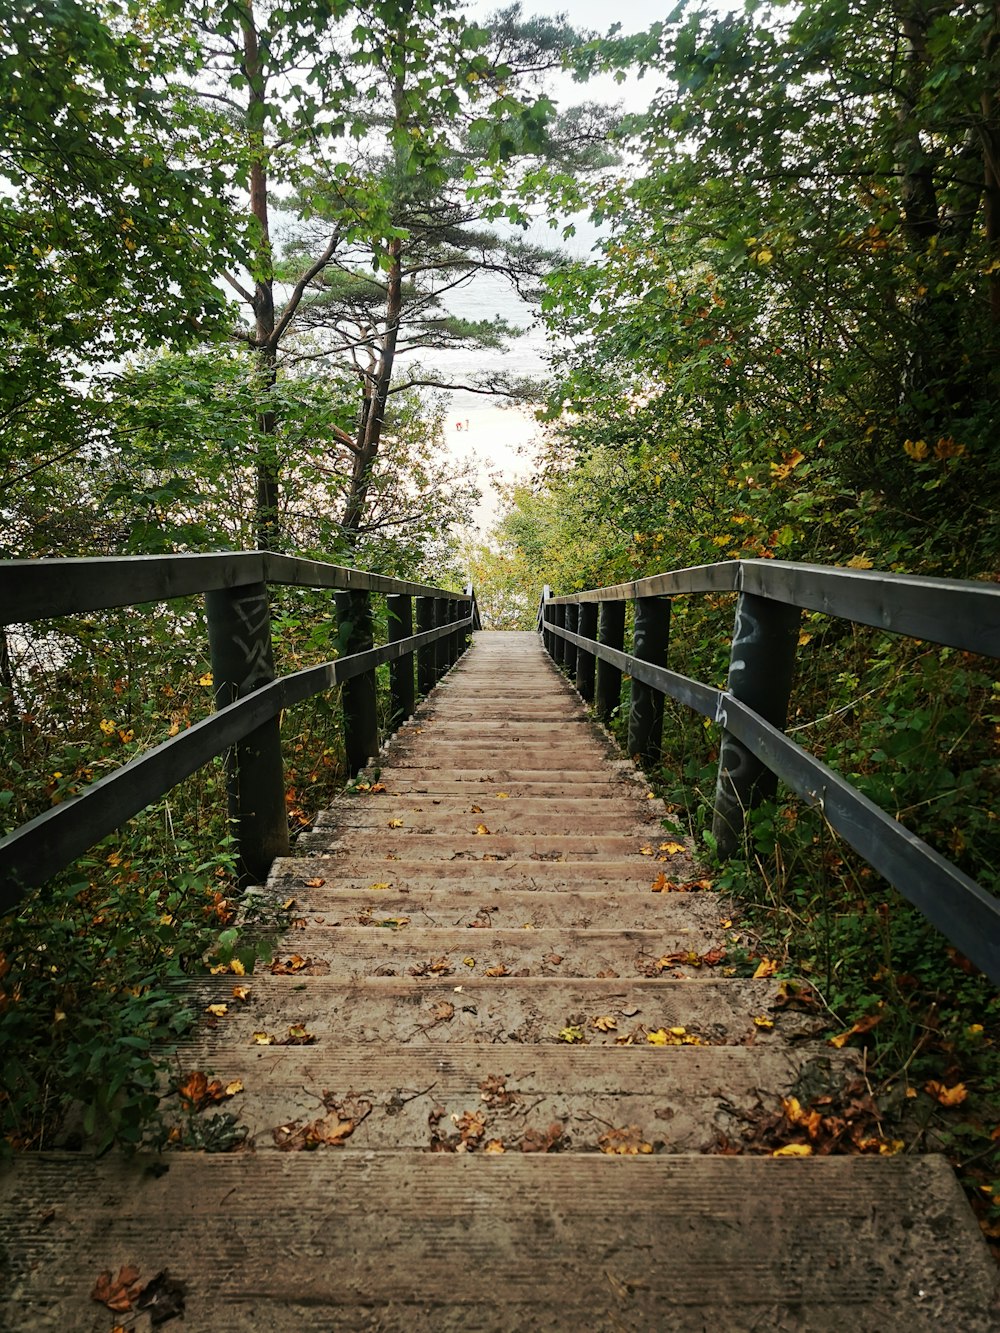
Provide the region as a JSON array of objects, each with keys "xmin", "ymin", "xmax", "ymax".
[
  {"xmin": 198, "ymin": 672, "xmax": 213, "ymax": 686},
  {"xmin": 388, "ymin": 818, "xmax": 404, "ymax": 829},
  {"xmin": 772, "ymin": 1143, "xmax": 812, "ymax": 1157},
  {"xmin": 232, "ymin": 985, "xmax": 252, "ymax": 1001},
  {"xmin": 756, "ymin": 248, "xmax": 773, "ymax": 264},
  {"xmin": 367, "ymin": 882, "xmax": 392, "ymax": 891},
  {"xmin": 903, "ymin": 438, "xmax": 929, "ymax": 461},
  {"xmin": 475, "ymin": 823, "xmax": 492, "ymax": 835},
  {"xmin": 753, "ymin": 1016, "xmax": 775, "ymax": 1030},
  {"xmin": 495, "ymin": 792, "xmax": 510, "ymax": 799},
  {"xmin": 230, "ymin": 958, "xmax": 246, "ymax": 976},
  {"xmin": 558, "ymin": 1025, "xmax": 586, "ymax": 1043},
  {"xmin": 463, "ymin": 956, "xmax": 476, "ymax": 968},
  {"xmin": 659, "ymin": 841, "xmax": 686, "ymax": 855},
  {"xmin": 639, "ymin": 845, "xmax": 654, "ymax": 857},
  {"xmin": 99, "ymin": 719, "xmax": 116, "ymax": 736},
  {"xmin": 225, "ymin": 1079, "xmax": 244, "ymax": 1097},
  {"xmin": 845, "ymin": 554, "xmax": 874, "ymax": 569},
  {"xmin": 205, "ymin": 1004, "xmax": 228, "ymax": 1017},
  {"xmin": 752, "ymin": 958, "xmax": 778, "ymax": 979},
  {"xmin": 591, "ymin": 1015, "xmax": 618, "ymax": 1032},
  {"xmin": 484, "ymin": 1139, "xmax": 505, "ymax": 1153},
  {"xmin": 252, "ymin": 1031, "xmax": 275, "ymax": 1045},
  {"xmin": 647, "ymin": 1028, "xmax": 669, "ymax": 1045},
  {"xmin": 924, "ymin": 1080, "xmax": 968, "ymax": 1107},
  {"xmin": 798, "ymin": 629, "xmax": 813, "ymax": 647}
]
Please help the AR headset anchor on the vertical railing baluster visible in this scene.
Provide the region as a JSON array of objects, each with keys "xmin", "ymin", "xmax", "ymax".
[
  {"xmin": 434, "ymin": 597, "xmax": 449, "ymax": 682},
  {"xmin": 712, "ymin": 592, "xmax": 801, "ymax": 857},
  {"xmin": 595, "ymin": 599, "xmax": 626, "ymax": 724},
  {"xmin": 564, "ymin": 603, "xmax": 579, "ymax": 679},
  {"xmin": 553, "ymin": 603, "xmax": 567, "ymax": 668},
  {"xmin": 335, "ymin": 588, "xmax": 378, "ymax": 776},
  {"xmin": 576, "ymin": 601, "xmax": 597, "ymax": 701},
  {"xmin": 387, "ymin": 593, "xmax": 415, "ymax": 728},
  {"xmin": 416, "ymin": 596, "xmax": 436, "ymax": 696},
  {"xmin": 205, "ymin": 581, "xmax": 290, "ymax": 887},
  {"xmin": 628, "ymin": 596, "xmax": 671, "ymax": 766}
]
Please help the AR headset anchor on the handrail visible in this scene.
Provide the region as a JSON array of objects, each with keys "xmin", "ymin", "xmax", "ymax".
[
  {"xmin": 540, "ymin": 558, "xmax": 1000, "ymax": 984},
  {"xmin": 0, "ymin": 552, "xmax": 477, "ymax": 906}
]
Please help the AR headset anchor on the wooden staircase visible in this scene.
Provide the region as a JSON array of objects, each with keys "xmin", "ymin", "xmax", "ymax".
[{"xmin": 2, "ymin": 631, "xmax": 997, "ymax": 1330}]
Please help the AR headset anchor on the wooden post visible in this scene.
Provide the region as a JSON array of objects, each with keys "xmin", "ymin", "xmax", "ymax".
[
  {"xmin": 434, "ymin": 597, "xmax": 449, "ymax": 681},
  {"xmin": 205, "ymin": 582, "xmax": 289, "ymax": 887},
  {"xmin": 448, "ymin": 598, "xmax": 461, "ymax": 667},
  {"xmin": 564, "ymin": 603, "xmax": 579, "ymax": 679},
  {"xmin": 576, "ymin": 602, "xmax": 597, "ymax": 702},
  {"xmin": 416, "ymin": 596, "xmax": 436, "ymax": 695},
  {"xmin": 552, "ymin": 604, "xmax": 567, "ymax": 668},
  {"xmin": 712, "ymin": 592, "xmax": 801, "ymax": 857},
  {"xmin": 335, "ymin": 588, "xmax": 378, "ymax": 775},
  {"xmin": 387, "ymin": 593, "xmax": 414, "ymax": 729},
  {"xmin": 595, "ymin": 600, "xmax": 626, "ymax": 724},
  {"xmin": 628, "ymin": 596, "xmax": 671, "ymax": 766}
]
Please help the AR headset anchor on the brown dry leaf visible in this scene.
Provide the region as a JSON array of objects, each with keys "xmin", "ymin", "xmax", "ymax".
[
  {"xmin": 650, "ymin": 872, "xmax": 680, "ymax": 893},
  {"xmin": 479, "ymin": 1074, "xmax": 518, "ymax": 1107},
  {"xmin": 369, "ymin": 782, "xmax": 386, "ymax": 794},
  {"xmin": 430, "ymin": 1001, "xmax": 455, "ymax": 1022},
  {"xmin": 270, "ymin": 954, "xmax": 308, "ymax": 974},
  {"xmin": 453, "ymin": 1109, "xmax": 487, "ymax": 1145},
  {"xmin": 484, "ymin": 963, "xmax": 510, "ymax": 977},
  {"xmin": 592, "ymin": 1015, "xmax": 618, "ymax": 1032},
  {"xmin": 484, "ymin": 1139, "xmax": 505, "ymax": 1153},
  {"xmin": 92, "ymin": 1265, "xmax": 143, "ymax": 1314},
  {"xmin": 783, "ymin": 1097, "xmax": 824, "ymax": 1141},
  {"xmin": 470, "ymin": 804, "xmax": 484, "ymax": 814},
  {"xmin": 303, "ymin": 878, "xmax": 325, "ymax": 888},
  {"xmin": 829, "ymin": 1011, "xmax": 883, "ymax": 1048},
  {"xmin": 232, "ymin": 985, "xmax": 252, "ymax": 1001},
  {"xmin": 542, "ymin": 953, "xmax": 563, "ymax": 965},
  {"xmin": 283, "ymin": 1024, "xmax": 317, "ymax": 1045},
  {"xmin": 598, "ymin": 1125, "xmax": 653, "ymax": 1156},
  {"xmin": 520, "ymin": 1122, "xmax": 564, "ymax": 1153},
  {"xmin": 678, "ymin": 877, "xmax": 713, "ymax": 891},
  {"xmin": 752, "ymin": 958, "xmax": 778, "ymax": 979},
  {"xmin": 924, "ymin": 1080, "xmax": 968, "ymax": 1107},
  {"xmin": 475, "ymin": 823, "xmax": 492, "ymax": 835}
]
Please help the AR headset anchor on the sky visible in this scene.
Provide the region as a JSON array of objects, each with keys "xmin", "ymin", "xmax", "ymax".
[{"xmin": 444, "ymin": 0, "xmax": 671, "ymax": 534}]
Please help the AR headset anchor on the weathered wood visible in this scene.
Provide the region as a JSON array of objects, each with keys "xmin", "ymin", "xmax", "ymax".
[
  {"xmin": 711, "ymin": 593, "xmax": 801, "ymax": 858},
  {"xmin": 594, "ymin": 600, "xmax": 627, "ymax": 723},
  {"xmin": 205, "ymin": 582, "xmax": 289, "ymax": 886},
  {"xmin": 0, "ymin": 551, "xmax": 468, "ymax": 626},
  {"xmin": 387, "ymin": 595, "xmax": 415, "ymax": 728},
  {"xmin": 336, "ymin": 589, "xmax": 378, "ymax": 776},
  {"xmin": 416, "ymin": 596, "xmax": 437, "ymax": 695},
  {"xmin": 546, "ymin": 558, "xmax": 1000, "ymax": 658},
  {"xmin": 627, "ymin": 596, "xmax": 670, "ymax": 766},
  {"xmin": 552, "ymin": 603, "xmax": 567, "ymax": 668},
  {"xmin": 575, "ymin": 602, "xmax": 598, "ymax": 701},
  {"xmin": 564, "ymin": 603, "xmax": 579, "ymax": 678}
]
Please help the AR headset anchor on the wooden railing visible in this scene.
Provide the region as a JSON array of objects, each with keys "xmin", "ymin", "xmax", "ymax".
[
  {"xmin": 0, "ymin": 552, "xmax": 480, "ymax": 905},
  {"xmin": 539, "ymin": 559, "xmax": 1000, "ymax": 984}
]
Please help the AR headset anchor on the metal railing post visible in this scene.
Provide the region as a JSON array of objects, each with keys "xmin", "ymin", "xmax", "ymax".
[
  {"xmin": 576, "ymin": 602, "xmax": 597, "ymax": 701},
  {"xmin": 564, "ymin": 603, "xmax": 579, "ymax": 679},
  {"xmin": 416, "ymin": 596, "xmax": 436, "ymax": 695},
  {"xmin": 387, "ymin": 593, "xmax": 415, "ymax": 728},
  {"xmin": 205, "ymin": 582, "xmax": 289, "ymax": 887},
  {"xmin": 595, "ymin": 600, "xmax": 627, "ymax": 723},
  {"xmin": 712, "ymin": 592, "xmax": 801, "ymax": 857},
  {"xmin": 335, "ymin": 588, "xmax": 378, "ymax": 775},
  {"xmin": 628, "ymin": 596, "xmax": 671, "ymax": 766}
]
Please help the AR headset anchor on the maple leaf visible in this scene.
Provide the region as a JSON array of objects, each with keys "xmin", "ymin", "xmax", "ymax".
[
  {"xmin": 659, "ymin": 841, "xmax": 685, "ymax": 855},
  {"xmin": 650, "ymin": 872, "xmax": 678, "ymax": 893},
  {"xmin": 591, "ymin": 1015, "xmax": 617, "ymax": 1032},
  {"xmin": 229, "ymin": 958, "xmax": 246, "ymax": 976},
  {"xmin": 782, "ymin": 1097, "xmax": 824, "ymax": 1141},
  {"xmin": 520, "ymin": 1122, "xmax": 564, "ymax": 1153},
  {"xmin": 282, "ymin": 1024, "xmax": 317, "ymax": 1045},
  {"xmin": 92, "ymin": 1265, "xmax": 144, "ymax": 1314},
  {"xmin": 430, "ymin": 1001, "xmax": 455, "ymax": 1021},
  {"xmin": 924, "ymin": 1080, "xmax": 968, "ymax": 1107},
  {"xmin": 270, "ymin": 955, "xmax": 309, "ymax": 974},
  {"xmin": 558, "ymin": 1025, "xmax": 586, "ymax": 1043},
  {"xmin": 452, "ymin": 1109, "xmax": 487, "ymax": 1144}
]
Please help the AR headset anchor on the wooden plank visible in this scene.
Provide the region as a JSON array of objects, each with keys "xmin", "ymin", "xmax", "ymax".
[{"xmin": 0, "ymin": 552, "xmax": 467, "ymax": 625}]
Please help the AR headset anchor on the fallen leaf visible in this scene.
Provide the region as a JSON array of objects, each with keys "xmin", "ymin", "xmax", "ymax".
[
  {"xmin": 463, "ymin": 955, "xmax": 476, "ymax": 968},
  {"xmin": 484, "ymin": 963, "xmax": 510, "ymax": 977},
  {"xmin": 782, "ymin": 1097, "xmax": 824, "ymax": 1140},
  {"xmin": 283, "ymin": 1024, "xmax": 317, "ymax": 1045},
  {"xmin": 484, "ymin": 1139, "xmax": 505, "ymax": 1153},
  {"xmin": 591, "ymin": 1015, "xmax": 618, "ymax": 1032},
  {"xmin": 772, "ymin": 1143, "xmax": 813, "ymax": 1157},
  {"xmin": 232, "ymin": 985, "xmax": 252, "ymax": 1001},
  {"xmin": 542, "ymin": 953, "xmax": 563, "ymax": 965},
  {"xmin": 924, "ymin": 1080, "xmax": 968, "ymax": 1107},
  {"xmin": 470, "ymin": 804, "xmax": 484, "ymax": 814},
  {"xmin": 558, "ymin": 1025, "xmax": 586, "ymax": 1043},
  {"xmin": 829, "ymin": 1011, "xmax": 883, "ymax": 1048},
  {"xmin": 659, "ymin": 841, "xmax": 686, "ymax": 855},
  {"xmin": 520, "ymin": 1122, "xmax": 564, "ymax": 1153},
  {"xmin": 252, "ymin": 1031, "xmax": 275, "ymax": 1045},
  {"xmin": 271, "ymin": 954, "xmax": 308, "ymax": 974},
  {"xmin": 651, "ymin": 872, "xmax": 680, "ymax": 892},
  {"xmin": 495, "ymin": 792, "xmax": 510, "ymax": 799},
  {"xmin": 303, "ymin": 878, "xmax": 325, "ymax": 889},
  {"xmin": 752, "ymin": 958, "xmax": 778, "ymax": 979},
  {"xmin": 92, "ymin": 1265, "xmax": 143, "ymax": 1314},
  {"xmin": 135, "ymin": 1270, "xmax": 186, "ymax": 1324},
  {"xmin": 598, "ymin": 1125, "xmax": 653, "ymax": 1155},
  {"xmin": 388, "ymin": 819, "xmax": 404, "ymax": 829},
  {"xmin": 281, "ymin": 898, "xmax": 297, "ymax": 910},
  {"xmin": 640, "ymin": 845, "xmax": 654, "ymax": 857},
  {"xmin": 367, "ymin": 882, "xmax": 393, "ymax": 891},
  {"xmin": 753, "ymin": 1016, "xmax": 775, "ymax": 1030},
  {"xmin": 475, "ymin": 823, "xmax": 492, "ymax": 835},
  {"xmin": 430, "ymin": 1001, "xmax": 455, "ymax": 1021},
  {"xmin": 205, "ymin": 1003, "xmax": 228, "ymax": 1018}
]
